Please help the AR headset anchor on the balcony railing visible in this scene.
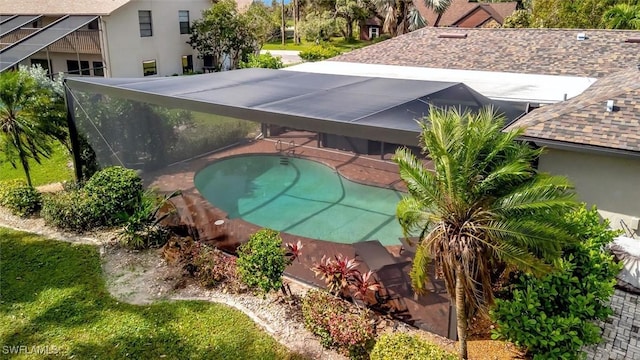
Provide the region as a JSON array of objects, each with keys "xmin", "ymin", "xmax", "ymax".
[{"xmin": 0, "ymin": 29, "xmax": 101, "ymax": 54}]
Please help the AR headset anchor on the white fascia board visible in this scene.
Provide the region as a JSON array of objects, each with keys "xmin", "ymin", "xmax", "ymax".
[{"xmin": 283, "ymin": 61, "xmax": 597, "ymax": 104}]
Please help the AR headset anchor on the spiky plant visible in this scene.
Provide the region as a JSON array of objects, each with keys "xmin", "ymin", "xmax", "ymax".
[{"xmin": 394, "ymin": 106, "xmax": 578, "ymax": 359}]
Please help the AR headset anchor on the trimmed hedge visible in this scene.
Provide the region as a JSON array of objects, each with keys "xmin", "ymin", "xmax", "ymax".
[
  {"xmin": 370, "ymin": 333, "xmax": 456, "ymax": 360},
  {"xmin": 237, "ymin": 229, "xmax": 287, "ymax": 294},
  {"xmin": 83, "ymin": 166, "xmax": 143, "ymax": 226},
  {"xmin": 41, "ymin": 191, "xmax": 99, "ymax": 232},
  {"xmin": 41, "ymin": 166, "xmax": 144, "ymax": 232},
  {"xmin": 299, "ymin": 45, "xmax": 342, "ymax": 62},
  {"xmin": 0, "ymin": 180, "xmax": 41, "ymax": 217}
]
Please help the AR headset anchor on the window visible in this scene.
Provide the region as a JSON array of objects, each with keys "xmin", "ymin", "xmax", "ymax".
[
  {"xmin": 142, "ymin": 60, "xmax": 157, "ymax": 76},
  {"xmin": 181, "ymin": 55, "xmax": 193, "ymax": 74},
  {"xmin": 178, "ymin": 10, "xmax": 190, "ymax": 34},
  {"xmin": 203, "ymin": 55, "xmax": 214, "ymax": 72},
  {"xmin": 93, "ymin": 61, "xmax": 104, "ymax": 77},
  {"xmin": 30, "ymin": 59, "xmax": 51, "ymax": 74},
  {"xmin": 138, "ymin": 10, "xmax": 153, "ymax": 37},
  {"xmin": 369, "ymin": 26, "xmax": 379, "ymax": 39},
  {"xmin": 66, "ymin": 60, "xmax": 90, "ymax": 75}
]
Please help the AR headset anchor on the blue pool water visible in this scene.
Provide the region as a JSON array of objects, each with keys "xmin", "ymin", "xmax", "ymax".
[{"xmin": 194, "ymin": 155, "xmax": 404, "ymax": 245}]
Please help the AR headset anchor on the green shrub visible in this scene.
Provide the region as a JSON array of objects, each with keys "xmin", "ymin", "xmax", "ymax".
[
  {"xmin": 240, "ymin": 52, "xmax": 284, "ymax": 69},
  {"xmin": 490, "ymin": 205, "xmax": 622, "ymax": 360},
  {"xmin": 0, "ymin": 179, "xmax": 27, "ymax": 205},
  {"xmin": 302, "ymin": 290, "xmax": 375, "ymax": 359},
  {"xmin": 41, "ymin": 191, "xmax": 99, "ymax": 232},
  {"xmin": 0, "ymin": 184, "xmax": 42, "ymax": 217},
  {"xmin": 237, "ymin": 228, "xmax": 288, "ymax": 293},
  {"xmin": 370, "ymin": 333, "xmax": 456, "ymax": 360},
  {"xmin": 299, "ymin": 44, "xmax": 342, "ymax": 62},
  {"xmin": 83, "ymin": 166, "xmax": 143, "ymax": 226}
]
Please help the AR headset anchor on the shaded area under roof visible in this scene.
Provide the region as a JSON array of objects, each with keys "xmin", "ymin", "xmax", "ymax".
[
  {"xmin": 65, "ymin": 68, "xmax": 527, "ymax": 146},
  {"xmin": 0, "ymin": 15, "xmax": 97, "ymax": 72}
]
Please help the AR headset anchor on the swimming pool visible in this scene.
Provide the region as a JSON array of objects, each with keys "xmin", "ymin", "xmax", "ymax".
[{"xmin": 194, "ymin": 155, "xmax": 404, "ymax": 246}]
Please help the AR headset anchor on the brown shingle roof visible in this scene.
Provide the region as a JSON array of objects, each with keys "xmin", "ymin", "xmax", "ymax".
[
  {"xmin": 332, "ymin": 27, "xmax": 640, "ymax": 78},
  {"xmin": 413, "ymin": 0, "xmax": 517, "ymax": 27},
  {"xmin": 506, "ymin": 67, "xmax": 640, "ymax": 153},
  {"xmin": 0, "ymin": 0, "xmax": 132, "ymax": 15},
  {"xmin": 0, "ymin": 0, "xmax": 252, "ymax": 16}
]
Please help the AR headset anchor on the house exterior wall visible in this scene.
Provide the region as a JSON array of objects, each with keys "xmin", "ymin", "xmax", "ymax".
[
  {"xmin": 359, "ymin": 24, "xmax": 381, "ymax": 41},
  {"xmin": 101, "ymin": 0, "xmax": 210, "ymax": 77},
  {"xmin": 538, "ymin": 148, "xmax": 640, "ymax": 236}
]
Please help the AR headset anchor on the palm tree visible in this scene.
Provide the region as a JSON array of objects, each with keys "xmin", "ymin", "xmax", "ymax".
[
  {"xmin": 372, "ymin": 0, "xmax": 425, "ymax": 36},
  {"xmin": 602, "ymin": 4, "xmax": 640, "ymax": 30},
  {"xmin": 0, "ymin": 69, "xmax": 65, "ymax": 186},
  {"xmin": 394, "ymin": 107, "xmax": 578, "ymax": 359},
  {"xmin": 424, "ymin": 0, "xmax": 452, "ymax": 27}
]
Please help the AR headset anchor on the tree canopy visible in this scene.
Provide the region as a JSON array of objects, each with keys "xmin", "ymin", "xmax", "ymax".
[
  {"xmin": 509, "ymin": 0, "xmax": 639, "ymax": 29},
  {"xmin": 188, "ymin": 0, "xmax": 258, "ymax": 72}
]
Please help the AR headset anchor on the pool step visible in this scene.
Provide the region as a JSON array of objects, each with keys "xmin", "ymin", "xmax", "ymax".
[{"xmin": 279, "ymin": 157, "xmax": 289, "ymax": 165}]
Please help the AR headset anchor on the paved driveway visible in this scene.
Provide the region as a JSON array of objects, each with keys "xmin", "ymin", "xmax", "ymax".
[
  {"xmin": 585, "ymin": 289, "xmax": 640, "ymax": 359},
  {"xmin": 260, "ymin": 50, "xmax": 302, "ymax": 65}
]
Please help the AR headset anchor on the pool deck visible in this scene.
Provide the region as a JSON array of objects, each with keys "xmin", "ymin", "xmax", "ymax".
[{"xmin": 146, "ymin": 131, "xmax": 450, "ymax": 337}]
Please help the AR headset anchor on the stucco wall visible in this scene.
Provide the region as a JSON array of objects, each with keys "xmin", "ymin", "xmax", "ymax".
[
  {"xmin": 102, "ymin": 0, "xmax": 210, "ymax": 77},
  {"xmin": 538, "ymin": 148, "xmax": 640, "ymax": 236}
]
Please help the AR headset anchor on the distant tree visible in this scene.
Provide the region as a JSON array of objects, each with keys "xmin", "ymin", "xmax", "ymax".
[
  {"xmin": 502, "ymin": 9, "xmax": 532, "ymax": 28},
  {"xmin": 334, "ymin": 0, "xmax": 370, "ymax": 39},
  {"xmin": 371, "ymin": 0, "xmax": 426, "ymax": 37},
  {"xmin": 602, "ymin": 3, "xmax": 640, "ymax": 29},
  {"xmin": 530, "ymin": 0, "xmax": 621, "ymax": 28},
  {"xmin": 0, "ymin": 68, "xmax": 66, "ymax": 186},
  {"xmin": 299, "ymin": 11, "xmax": 338, "ymax": 42},
  {"xmin": 188, "ymin": 0, "xmax": 256, "ymax": 71},
  {"xmin": 243, "ymin": 2, "xmax": 279, "ymax": 48}
]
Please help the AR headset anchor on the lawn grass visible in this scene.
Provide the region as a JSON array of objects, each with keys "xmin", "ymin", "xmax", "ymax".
[
  {"xmin": 262, "ymin": 37, "xmax": 374, "ymax": 52},
  {"xmin": 0, "ymin": 142, "xmax": 73, "ymax": 186},
  {"xmin": 0, "ymin": 228, "xmax": 301, "ymax": 359}
]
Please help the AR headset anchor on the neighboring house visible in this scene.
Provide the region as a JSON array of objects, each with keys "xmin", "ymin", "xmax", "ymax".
[
  {"xmin": 415, "ymin": 0, "xmax": 518, "ymax": 28},
  {"xmin": 297, "ymin": 27, "xmax": 640, "ymax": 235},
  {"xmin": 359, "ymin": 18, "xmax": 383, "ymax": 41},
  {"xmin": 0, "ymin": 0, "xmax": 250, "ymax": 78},
  {"xmin": 359, "ymin": 0, "xmax": 518, "ymax": 40}
]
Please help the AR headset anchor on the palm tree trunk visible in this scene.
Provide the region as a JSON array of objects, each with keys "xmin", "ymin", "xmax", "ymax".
[
  {"xmin": 281, "ymin": 0, "xmax": 286, "ymax": 46},
  {"xmin": 455, "ymin": 267, "xmax": 468, "ymax": 359},
  {"xmin": 14, "ymin": 135, "xmax": 33, "ymax": 187}
]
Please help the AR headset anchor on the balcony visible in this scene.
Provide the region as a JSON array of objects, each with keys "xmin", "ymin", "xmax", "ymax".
[{"xmin": 0, "ymin": 29, "xmax": 101, "ymax": 54}]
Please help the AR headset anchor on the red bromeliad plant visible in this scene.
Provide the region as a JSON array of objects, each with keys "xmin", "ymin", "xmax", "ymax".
[
  {"xmin": 350, "ymin": 270, "xmax": 382, "ymax": 303},
  {"xmin": 285, "ymin": 240, "xmax": 304, "ymax": 263},
  {"xmin": 312, "ymin": 254, "xmax": 381, "ymax": 303},
  {"xmin": 312, "ymin": 254, "xmax": 360, "ymax": 295}
]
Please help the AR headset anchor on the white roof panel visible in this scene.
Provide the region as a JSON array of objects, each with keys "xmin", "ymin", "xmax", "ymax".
[{"xmin": 284, "ymin": 61, "xmax": 597, "ymax": 104}]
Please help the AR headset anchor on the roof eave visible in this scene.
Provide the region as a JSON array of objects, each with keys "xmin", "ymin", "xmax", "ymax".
[{"xmin": 518, "ymin": 135, "xmax": 640, "ymax": 159}]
